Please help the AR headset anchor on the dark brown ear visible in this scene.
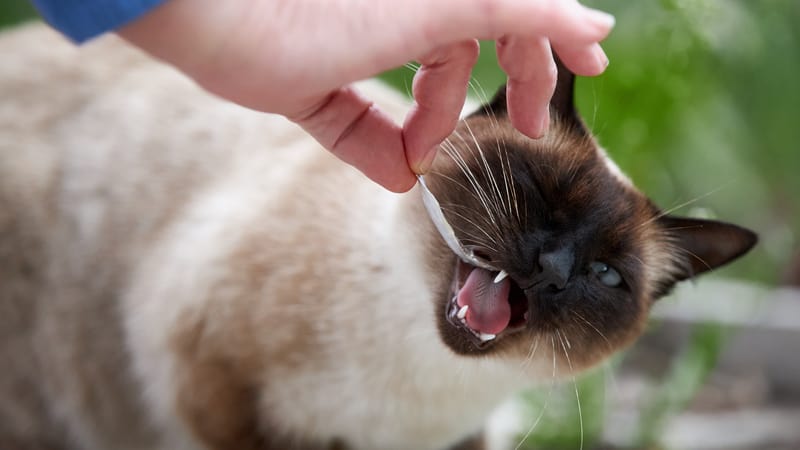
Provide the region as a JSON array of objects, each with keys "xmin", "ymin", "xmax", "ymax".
[
  {"xmin": 549, "ymin": 55, "xmax": 579, "ymax": 125},
  {"xmin": 474, "ymin": 55, "xmax": 584, "ymax": 132},
  {"xmin": 477, "ymin": 82, "xmax": 508, "ymax": 117},
  {"xmin": 660, "ymin": 216, "xmax": 758, "ymax": 281}
]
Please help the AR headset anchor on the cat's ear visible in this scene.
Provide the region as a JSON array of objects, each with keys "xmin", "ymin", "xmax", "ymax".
[
  {"xmin": 549, "ymin": 54, "xmax": 580, "ymax": 125},
  {"xmin": 474, "ymin": 55, "xmax": 584, "ymax": 132},
  {"xmin": 660, "ymin": 216, "xmax": 757, "ymax": 281},
  {"xmin": 478, "ymin": 83, "xmax": 509, "ymax": 117}
]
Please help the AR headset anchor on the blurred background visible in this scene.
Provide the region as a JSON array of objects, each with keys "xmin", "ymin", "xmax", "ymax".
[{"xmin": 2, "ymin": 0, "xmax": 799, "ymax": 448}]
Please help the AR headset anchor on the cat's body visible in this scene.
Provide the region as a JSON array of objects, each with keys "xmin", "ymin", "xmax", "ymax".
[{"xmin": 0, "ymin": 24, "xmax": 755, "ymax": 450}]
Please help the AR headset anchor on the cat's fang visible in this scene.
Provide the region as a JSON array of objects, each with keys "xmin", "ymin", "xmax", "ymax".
[
  {"xmin": 478, "ymin": 332, "xmax": 496, "ymax": 342},
  {"xmin": 493, "ymin": 270, "xmax": 509, "ymax": 284},
  {"xmin": 456, "ymin": 304, "xmax": 469, "ymax": 320}
]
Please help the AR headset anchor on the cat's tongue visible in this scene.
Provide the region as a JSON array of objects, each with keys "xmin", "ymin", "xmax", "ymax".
[{"xmin": 456, "ymin": 268, "xmax": 511, "ymax": 335}]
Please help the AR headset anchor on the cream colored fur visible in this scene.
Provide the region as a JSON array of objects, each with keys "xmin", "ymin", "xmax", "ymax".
[{"xmin": 0, "ymin": 23, "xmax": 562, "ymax": 450}]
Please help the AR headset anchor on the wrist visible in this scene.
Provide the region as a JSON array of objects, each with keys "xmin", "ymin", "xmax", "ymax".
[
  {"xmin": 32, "ymin": 0, "xmax": 167, "ymax": 43},
  {"xmin": 116, "ymin": 0, "xmax": 241, "ymax": 76}
]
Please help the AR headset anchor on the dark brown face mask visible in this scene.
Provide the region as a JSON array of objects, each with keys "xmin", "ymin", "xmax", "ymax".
[{"xmin": 423, "ymin": 59, "xmax": 757, "ymax": 359}]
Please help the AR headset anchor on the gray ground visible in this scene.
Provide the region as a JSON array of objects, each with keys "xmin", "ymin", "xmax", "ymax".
[{"xmin": 606, "ymin": 280, "xmax": 800, "ymax": 450}]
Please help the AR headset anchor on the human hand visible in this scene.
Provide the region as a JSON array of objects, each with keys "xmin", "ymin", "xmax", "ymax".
[{"xmin": 118, "ymin": 0, "xmax": 614, "ymax": 192}]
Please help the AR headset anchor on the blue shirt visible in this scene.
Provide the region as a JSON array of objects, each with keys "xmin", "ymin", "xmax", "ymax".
[{"xmin": 31, "ymin": 0, "xmax": 166, "ymax": 43}]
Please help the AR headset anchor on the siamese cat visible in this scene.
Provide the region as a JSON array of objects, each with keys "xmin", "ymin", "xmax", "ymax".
[{"xmin": 0, "ymin": 24, "xmax": 755, "ymax": 450}]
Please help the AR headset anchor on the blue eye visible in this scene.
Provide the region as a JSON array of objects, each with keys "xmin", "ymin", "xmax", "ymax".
[{"xmin": 589, "ymin": 262, "xmax": 623, "ymax": 287}]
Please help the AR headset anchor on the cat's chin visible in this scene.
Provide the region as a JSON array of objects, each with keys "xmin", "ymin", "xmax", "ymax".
[{"xmin": 443, "ymin": 260, "xmax": 530, "ymax": 353}]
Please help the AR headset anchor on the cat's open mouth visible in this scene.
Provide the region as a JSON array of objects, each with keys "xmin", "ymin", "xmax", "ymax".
[{"xmin": 446, "ymin": 260, "xmax": 529, "ymax": 349}]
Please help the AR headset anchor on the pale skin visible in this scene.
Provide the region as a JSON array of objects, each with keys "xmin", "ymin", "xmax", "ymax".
[{"xmin": 118, "ymin": 0, "xmax": 614, "ymax": 192}]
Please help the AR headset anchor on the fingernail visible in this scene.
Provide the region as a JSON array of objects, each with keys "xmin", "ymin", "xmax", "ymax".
[
  {"xmin": 416, "ymin": 146, "xmax": 438, "ymax": 174},
  {"xmin": 535, "ymin": 109, "xmax": 550, "ymax": 139},
  {"xmin": 597, "ymin": 48, "xmax": 610, "ymax": 69},
  {"xmin": 586, "ymin": 9, "xmax": 616, "ymax": 30}
]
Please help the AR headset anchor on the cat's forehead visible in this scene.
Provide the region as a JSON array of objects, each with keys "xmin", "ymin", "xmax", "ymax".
[{"xmin": 447, "ymin": 116, "xmax": 640, "ymax": 210}]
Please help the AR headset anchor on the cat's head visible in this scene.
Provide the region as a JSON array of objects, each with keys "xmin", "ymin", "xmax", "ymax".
[{"xmin": 423, "ymin": 63, "xmax": 756, "ymax": 374}]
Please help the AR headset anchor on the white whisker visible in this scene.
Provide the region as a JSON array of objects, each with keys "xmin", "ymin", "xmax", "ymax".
[
  {"xmin": 434, "ymin": 170, "xmax": 480, "ymax": 202},
  {"xmin": 466, "ymin": 76, "xmax": 492, "ymax": 109},
  {"xmin": 402, "ymin": 62, "xmax": 420, "ymax": 72},
  {"xmin": 447, "ymin": 130, "xmax": 503, "ymax": 232},
  {"xmin": 436, "ymin": 141, "xmax": 508, "ymax": 251},
  {"xmin": 638, "ymin": 183, "xmax": 732, "ymax": 230},
  {"xmin": 502, "ymin": 145, "xmax": 522, "ymax": 228},
  {"xmin": 520, "ymin": 334, "xmax": 541, "ymax": 370},
  {"xmin": 680, "ymin": 248, "xmax": 713, "ymax": 272},
  {"xmin": 572, "ymin": 311, "xmax": 612, "ymax": 352},
  {"xmin": 440, "ymin": 207, "xmax": 500, "ymax": 248},
  {"xmin": 442, "ymin": 136, "xmax": 495, "ymax": 216},
  {"xmin": 557, "ymin": 331, "xmax": 584, "ymax": 450},
  {"xmin": 464, "ymin": 120, "xmax": 508, "ymax": 219},
  {"xmin": 514, "ymin": 334, "xmax": 558, "ymax": 450}
]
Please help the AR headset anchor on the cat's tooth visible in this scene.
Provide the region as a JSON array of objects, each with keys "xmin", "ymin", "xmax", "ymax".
[
  {"xmin": 456, "ymin": 304, "xmax": 469, "ymax": 320},
  {"xmin": 493, "ymin": 270, "xmax": 509, "ymax": 284},
  {"xmin": 478, "ymin": 332, "xmax": 496, "ymax": 342}
]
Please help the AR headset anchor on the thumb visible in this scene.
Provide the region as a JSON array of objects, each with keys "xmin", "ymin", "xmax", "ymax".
[{"xmin": 290, "ymin": 86, "xmax": 417, "ymax": 193}]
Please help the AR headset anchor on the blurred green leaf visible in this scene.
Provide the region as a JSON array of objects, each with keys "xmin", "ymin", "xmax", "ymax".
[
  {"xmin": 517, "ymin": 368, "xmax": 607, "ymax": 449},
  {"xmin": 0, "ymin": 0, "xmax": 36, "ymax": 29},
  {"xmin": 634, "ymin": 323, "xmax": 728, "ymax": 448}
]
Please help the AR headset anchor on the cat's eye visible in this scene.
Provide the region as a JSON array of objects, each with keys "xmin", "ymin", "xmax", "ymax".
[{"xmin": 589, "ymin": 262, "xmax": 623, "ymax": 287}]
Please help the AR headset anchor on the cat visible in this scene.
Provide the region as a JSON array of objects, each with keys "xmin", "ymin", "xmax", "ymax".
[{"xmin": 0, "ymin": 23, "xmax": 756, "ymax": 450}]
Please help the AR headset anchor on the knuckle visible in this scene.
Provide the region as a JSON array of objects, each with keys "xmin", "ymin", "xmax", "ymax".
[
  {"xmin": 457, "ymin": 39, "xmax": 481, "ymax": 64},
  {"xmin": 475, "ymin": 0, "xmax": 500, "ymax": 37},
  {"xmin": 542, "ymin": 60, "xmax": 558, "ymax": 86}
]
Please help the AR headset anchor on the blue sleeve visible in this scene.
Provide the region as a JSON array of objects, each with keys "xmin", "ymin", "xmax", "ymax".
[{"xmin": 31, "ymin": 0, "xmax": 167, "ymax": 43}]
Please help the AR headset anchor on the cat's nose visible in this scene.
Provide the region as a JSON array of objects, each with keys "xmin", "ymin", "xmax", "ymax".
[{"xmin": 537, "ymin": 247, "xmax": 574, "ymax": 290}]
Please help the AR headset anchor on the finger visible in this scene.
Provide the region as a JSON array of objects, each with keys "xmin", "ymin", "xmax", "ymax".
[
  {"xmin": 552, "ymin": 42, "xmax": 609, "ymax": 77},
  {"xmin": 496, "ymin": 36, "xmax": 556, "ymax": 139},
  {"xmin": 353, "ymin": 1, "xmax": 613, "ymax": 82},
  {"xmin": 414, "ymin": 0, "xmax": 614, "ymax": 50},
  {"xmin": 403, "ymin": 40, "xmax": 480, "ymax": 174},
  {"xmin": 291, "ymin": 87, "xmax": 416, "ymax": 193}
]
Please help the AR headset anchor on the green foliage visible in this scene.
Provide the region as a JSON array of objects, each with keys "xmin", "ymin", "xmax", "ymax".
[
  {"xmin": 0, "ymin": 0, "xmax": 36, "ymax": 29},
  {"xmin": 581, "ymin": 0, "xmax": 800, "ymax": 285},
  {"xmin": 633, "ymin": 323, "xmax": 727, "ymax": 448},
  {"xmin": 516, "ymin": 368, "xmax": 607, "ymax": 450}
]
